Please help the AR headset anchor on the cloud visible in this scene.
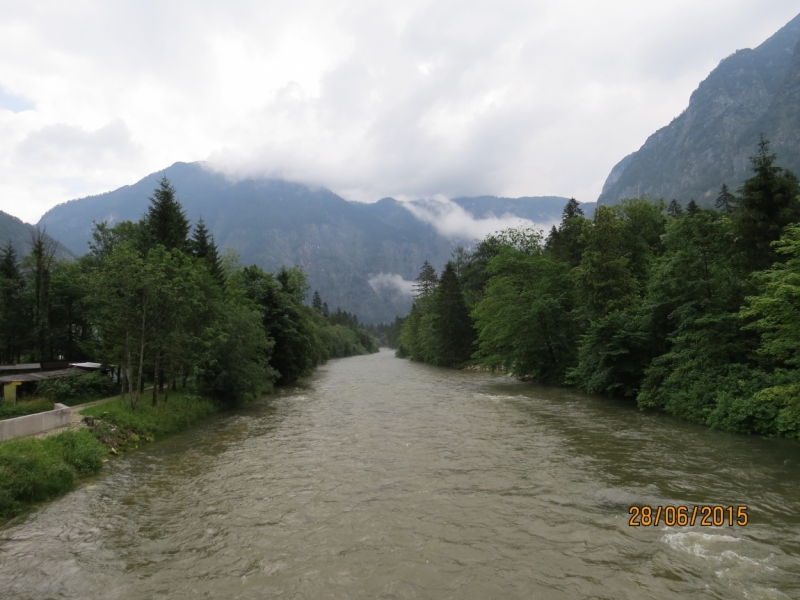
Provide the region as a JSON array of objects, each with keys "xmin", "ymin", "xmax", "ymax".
[
  {"xmin": 402, "ymin": 197, "xmax": 543, "ymax": 240},
  {"xmin": 0, "ymin": 0, "xmax": 798, "ymax": 223},
  {"xmin": 16, "ymin": 120, "xmax": 143, "ymax": 168},
  {"xmin": 368, "ymin": 273, "xmax": 416, "ymax": 296}
]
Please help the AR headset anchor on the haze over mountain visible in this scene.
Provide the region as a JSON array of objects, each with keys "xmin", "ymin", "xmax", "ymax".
[
  {"xmin": 598, "ymin": 12, "xmax": 800, "ymax": 207},
  {"xmin": 35, "ymin": 162, "xmax": 587, "ymax": 323},
  {"xmin": 0, "ymin": 210, "xmax": 74, "ymax": 260}
]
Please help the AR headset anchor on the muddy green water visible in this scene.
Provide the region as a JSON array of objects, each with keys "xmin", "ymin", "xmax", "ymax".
[{"xmin": 1, "ymin": 349, "xmax": 799, "ymax": 599}]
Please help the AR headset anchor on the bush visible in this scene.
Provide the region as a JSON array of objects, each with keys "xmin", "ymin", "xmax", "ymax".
[
  {"xmin": 82, "ymin": 389, "xmax": 218, "ymax": 440},
  {"xmin": 0, "ymin": 429, "xmax": 106, "ymax": 519},
  {"xmin": 37, "ymin": 372, "xmax": 119, "ymax": 406},
  {"xmin": 0, "ymin": 398, "xmax": 54, "ymax": 420}
]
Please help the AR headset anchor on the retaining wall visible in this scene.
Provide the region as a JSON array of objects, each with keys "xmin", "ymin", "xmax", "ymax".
[{"xmin": 0, "ymin": 403, "xmax": 71, "ymax": 442}]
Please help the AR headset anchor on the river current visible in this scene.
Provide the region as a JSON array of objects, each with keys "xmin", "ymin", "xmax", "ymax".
[{"xmin": 1, "ymin": 349, "xmax": 799, "ymax": 599}]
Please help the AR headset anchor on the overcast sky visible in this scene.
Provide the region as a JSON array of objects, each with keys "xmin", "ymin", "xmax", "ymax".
[{"xmin": 0, "ymin": 0, "xmax": 798, "ymax": 223}]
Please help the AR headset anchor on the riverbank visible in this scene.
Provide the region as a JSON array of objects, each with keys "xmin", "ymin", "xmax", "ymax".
[{"xmin": 0, "ymin": 389, "xmax": 220, "ymax": 524}]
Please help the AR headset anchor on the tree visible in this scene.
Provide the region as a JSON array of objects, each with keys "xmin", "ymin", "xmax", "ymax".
[
  {"xmin": 473, "ymin": 247, "xmax": 577, "ymax": 383},
  {"xmin": 0, "ymin": 242, "xmax": 26, "ymax": 363},
  {"xmin": 419, "ymin": 262, "xmax": 474, "ymax": 367},
  {"xmin": 26, "ymin": 228, "xmax": 57, "ymax": 361},
  {"xmin": 637, "ymin": 209, "xmax": 751, "ymax": 422},
  {"xmin": 545, "ymin": 198, "xmax": 588, "ymax": 268},
  {"xmin": 142, "ymin": 176, "xmax": 190, "ymax": 252},
  {"xmin": 715, "ymin": 184, "xmax": 735, "ymax": 214},
  {"xmin": 733, "ymin": 136, "xmax": 800, "ymax": 272},
  {"xmin": 190, "ymin": 217, "xmax": 224, "ymax": 284},
  {"xmin": 312, "ymin": 290, "xmax": 323, "ymax": 312},
  {"xmin": 414, "ymin": 261, "xmax": 438, "ymax": 297},
  {"xmin": 667, "ymin": 199, "xmax": 683, "ymax": 218},
  {"xmin": 573, "ymin": 206, "xmax": 637, "ymax": 320}
]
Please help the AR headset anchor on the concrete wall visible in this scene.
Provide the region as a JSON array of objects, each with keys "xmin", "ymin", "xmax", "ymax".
[{"xmin": 0, "ymin": 403, "xmax": 71, "ymax": 442}]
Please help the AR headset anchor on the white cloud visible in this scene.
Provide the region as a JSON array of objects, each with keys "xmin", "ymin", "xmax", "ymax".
[
  {"xmin": 401, "ymin": 197, "xmax": 544, "ymax": 240},
  {"xmin": 368, "ymin": 273, "xmax": 416, "ymax": 296},
  {"xmin": 0, "ymin": 0, "xmax": 797, "ymax": 223}
]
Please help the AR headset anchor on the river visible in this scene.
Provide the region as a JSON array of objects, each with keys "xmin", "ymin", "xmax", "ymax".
[{"xmin": 1, "ymin": 349, "xmax": 799, "ymax": 599}]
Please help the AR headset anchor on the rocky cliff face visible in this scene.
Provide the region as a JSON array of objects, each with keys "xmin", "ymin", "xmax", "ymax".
[{"xmin": 598, "ymin": 12, "xmax": 800, "ymax": 207}]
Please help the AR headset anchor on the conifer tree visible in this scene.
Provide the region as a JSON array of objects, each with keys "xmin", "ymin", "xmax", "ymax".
[
  {"xmin": 414, "ymin": 261, "xmax": 438, "ymax": 297},
  {"xmin": 545, "ymin": 198, "xmax": 588, "ymax": 267},
  {"xmin": 425, "ymin": 262, "xmax": 474, "ymax": 366},
  {"xmin": 715, "ymin": 183, "xmax": 735, "ymax": 214},
  {"xmin": 143, "ymin": 176, "xmax": 190, "ymax": 251},
  {"xmin": 667, "ymin": 199, "xmax": 683, "ymax": 217},
  {"xmin": 0, "ymin": 242, "xmax": 25, "ymax": 363},
  {"xmin": 312, "ymin": 290, "xmax": 323, "ymax": 312},
  {"xmin": 686, "ymin": 199, "xmax": 700, "ymax": 216},
  {"xmin": 190, "ymin": 217, "xmax": 224, "ymax": 284},
  {"xmin": 734, "ymin": 136, "xmax": 800, "ymax": 272}
]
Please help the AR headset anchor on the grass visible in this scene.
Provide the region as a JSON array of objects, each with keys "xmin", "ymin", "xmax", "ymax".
[
  {"xmin": 0, "ymin": 398, "xmax": 55, "ymax": 420},
  {"xmin": 81, "ymin": 389, "xmax": 219, "ymax": 451},
  {"xmin": 0, "ymin": 429, "xmax": 107, "ymax": 520},
  {"xmin": 0, "ymin": 389, "xmax": 222, "ymax": 523}
]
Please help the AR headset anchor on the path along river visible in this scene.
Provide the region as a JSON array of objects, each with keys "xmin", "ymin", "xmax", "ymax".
[{"xmin": 1, "ymin": 349, "xmax": 799, "ymax": 599}]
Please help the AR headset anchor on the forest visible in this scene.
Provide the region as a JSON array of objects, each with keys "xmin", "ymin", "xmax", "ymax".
[
  {"xmin": 395, "ymin": 138, "xmax": 800, "ymax": 438},
  {"xmin": 0, "ymin": 177, "xmax": 377, "ymax": 409}
]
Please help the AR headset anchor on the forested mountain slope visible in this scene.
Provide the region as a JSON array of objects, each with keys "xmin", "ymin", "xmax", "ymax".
[
  {"xmin": 598, "ymin": 12, "xmax": 800, "ymax": 207},
  {"xmin": 0, "ymin": 210, "xmax": 73, "ymax": 259},
  {"xmin": 37, "ymin": 162, "xmax": 576, "ymax": 322}
]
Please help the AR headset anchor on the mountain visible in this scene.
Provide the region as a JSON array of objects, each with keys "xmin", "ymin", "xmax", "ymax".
[
  {"xmin": 598, "ymin": 12, "xmax": 800, "ymax": 207},
  {"xmin": 37, "ymin": 162, "xmax": 578, "ymax": 322},
  {"xmin": 0, "ymin": 210, "xmax": 74, "ymax": 260}
]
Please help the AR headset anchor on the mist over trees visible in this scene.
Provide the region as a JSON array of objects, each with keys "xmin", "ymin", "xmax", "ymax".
[
  {"xmin": 397, "ymin": 138, "xmax": 800, "ymax": 438},
  {"xmin": 0, "ymin": 178, "xmax": 378, "ymax": 408}
]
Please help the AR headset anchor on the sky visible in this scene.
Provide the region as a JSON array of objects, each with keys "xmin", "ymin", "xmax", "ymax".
[{"xmin": 0, "ymin": 1, "xmax": 798, "ymax": 224}]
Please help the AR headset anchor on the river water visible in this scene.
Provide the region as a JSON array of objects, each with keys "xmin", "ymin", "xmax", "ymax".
[{"xmin": 1, "ymin": 349, "xmax": 799, "ymax": 599}]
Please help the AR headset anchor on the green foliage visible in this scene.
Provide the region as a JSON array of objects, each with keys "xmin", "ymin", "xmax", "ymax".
[
  {"xmin": 82, "ymin": 389, "xmax": 217, "ymax": 440},
  {"xmin": 733, "ymin": 137, "xmax": 800, "ymax": 271},
  {"xmin": 568, "ymin": 309, "xmax": 652, "ymax": 397},
  {"xmin": 195, "ymin": 303, "xmax": 277, "ymax": 406},
  {"xmin": 0, "ymin": 398, "xmax": 54, "ymax": 420},
  {"xmin": 473, "ymin": 247, "xmax": 576, "ymax": 382},
  {"xmin": 741, "ymin": 223, "xmax": 800, "ymax": 368},
  {"xmin": 37, "ymin": 373, "xmax": 119, "ymax": 406},
  {"xmin": 0, "ymin": 429, "xmax": 105, "ymax": 520},
  {"xmin": 573, "ymin": 205, "xmax": 637, "ymax": 319},
  {"xmin": 142, "ymin": 176, "xmax": 190, "ymax": 252}
]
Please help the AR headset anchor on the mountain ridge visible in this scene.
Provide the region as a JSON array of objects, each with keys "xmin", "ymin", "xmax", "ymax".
[
  {"xmin": 598, "ymin": 12, "xmax": 800, "ymax": 206},
  {"xmin": 36, "ymin": 162, "xmax": 582, "ymax": 323}
]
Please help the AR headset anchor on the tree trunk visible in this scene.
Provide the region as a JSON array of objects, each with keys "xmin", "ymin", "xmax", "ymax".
[
  {"xmin": 134, "ymin": 306, "xmax": 146, "ymax": 410},
  {"xmin": 152, "ymin": 349, "xmax": 160, "ymax": 407}
]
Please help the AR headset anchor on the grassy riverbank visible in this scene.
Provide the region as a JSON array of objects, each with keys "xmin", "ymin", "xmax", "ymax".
[
  {"xmin": 0, "ymin": 429, "xmax": 106, "ymax": 521},
  {"xmin": 0, "ymin": 389, "xmax": 220, "ymax": 524},
  {"xmin": 81, "ymin": 390, "xmax": 218, "ymax": 453}
]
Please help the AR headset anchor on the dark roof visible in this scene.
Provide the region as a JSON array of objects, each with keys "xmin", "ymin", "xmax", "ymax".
[
  {"xmin": 0, "ymin": 363, "xmax": 41, "ymax": 372},
  {"xmin": 0, "ymin": 368, "xmax": 85, "ymax": 384}
]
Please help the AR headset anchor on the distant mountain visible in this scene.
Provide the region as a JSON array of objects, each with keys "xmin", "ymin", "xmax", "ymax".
[
  {"xmin": 598, "ymin": 12, "xmax": 800, "ymax": 207},
  {"xmin": 37, "ymin": 162, "xmax": 578, "ymax": 322},
  {"xmin": 0, "ymin": 210, "xmax": 74, "ymax": 260}
]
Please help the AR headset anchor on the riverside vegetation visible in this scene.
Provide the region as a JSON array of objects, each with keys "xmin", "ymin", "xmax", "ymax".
[
  {"xmin": 397, "ymin": 138, "xmax": 800, "ymax": 439},
  {"xmin": 0, "ymin": 176, "xmax": 377, "ymax": 521}
]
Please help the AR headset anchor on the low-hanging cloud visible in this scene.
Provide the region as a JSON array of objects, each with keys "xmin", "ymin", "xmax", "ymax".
[
  {"xmin": 368, "ymin": 273, "xmax": 416, "ymax": 296},
  {"xmin": 402, "ymin": 197, "xmax": 545, "ymax": 240}
]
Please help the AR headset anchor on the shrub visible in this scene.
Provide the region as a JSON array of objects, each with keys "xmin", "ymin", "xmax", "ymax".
[
  {"xmin": 37, "ymin": 373, "xmax": 119, "ymax": 405},
  {"xmin": 0, "ymin": 398, "xmax": 54, "ymax": 420},
  {"xmin": 0, "ymin": 429, "xmax": 106, "ymax": 519}
]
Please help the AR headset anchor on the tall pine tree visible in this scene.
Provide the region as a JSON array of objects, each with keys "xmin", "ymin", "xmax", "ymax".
[
  {"xmin": 143, "ymin": 176, "xmax": 190, "ymax": 252},
  {"xmin": 734, "ymin": 136, "xmax": 800, "ymax": 272},
  {"xmin": 190, "ymin": 217, "xmax": 224, "ymax": 284}
]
